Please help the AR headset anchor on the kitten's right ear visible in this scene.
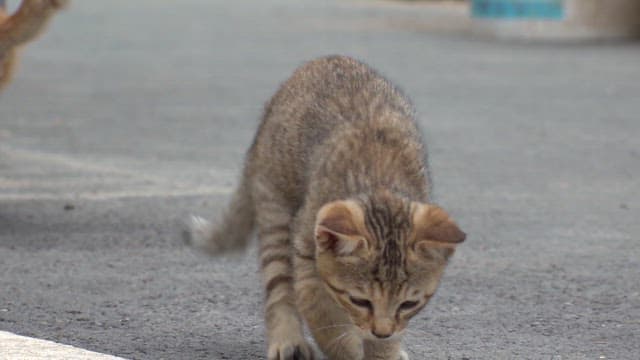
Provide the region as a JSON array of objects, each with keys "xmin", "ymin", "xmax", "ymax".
[{"xmin": 315, "ymin": 200, "xmax": 368, "ymax": 256}]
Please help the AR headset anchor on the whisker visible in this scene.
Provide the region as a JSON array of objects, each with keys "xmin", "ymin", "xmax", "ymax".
[
  {"xmin": 405, "ymin": 327, "xmax": 430, "ymax": 338},
  {"xmin": 327, "ymin": 331, "xmax": 350, "ymax": 353},
  {"xmin": 312, "ymin": 323, "xmax": 353, "ymax": 332}
]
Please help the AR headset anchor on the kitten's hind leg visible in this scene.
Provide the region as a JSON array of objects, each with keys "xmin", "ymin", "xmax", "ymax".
[{"xmin": 254, "ymin": 184, "xmax": 314, "ymax": 360}]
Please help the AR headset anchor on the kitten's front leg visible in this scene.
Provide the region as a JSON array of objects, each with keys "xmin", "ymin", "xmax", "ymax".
[
  {"xmin": 294, "ymin": 269, "xmax": 364, "ymax": 360},
  {"xmin": 363, "ymin": 338, "xmax": 409, "ymax": 360},
  {"xmin": 300, "ymin": 292, "xmax": 363, "ymax": 360},
  {"xmin": 255, "ymin": 195, "xmax": 314, "ymax": 360}
]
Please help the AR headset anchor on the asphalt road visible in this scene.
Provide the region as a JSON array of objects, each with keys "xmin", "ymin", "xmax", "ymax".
[{"xmin": 1, "ymin": 1, "xmax": 639, "ymax": 359}]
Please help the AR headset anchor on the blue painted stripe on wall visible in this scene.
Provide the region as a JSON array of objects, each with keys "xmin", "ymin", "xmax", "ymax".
[{"xmin": 472, "ymin": 0, "xmax": 565, "ymax": 20}]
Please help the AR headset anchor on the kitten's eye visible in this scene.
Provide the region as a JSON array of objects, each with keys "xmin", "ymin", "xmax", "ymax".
[
  {"xmin": 399, "ymin": 300, "xmax": 419, "ymax": 311},
  {"xmin": 349, "ymin": 296, "xmax": 373, "ymax": 310}
]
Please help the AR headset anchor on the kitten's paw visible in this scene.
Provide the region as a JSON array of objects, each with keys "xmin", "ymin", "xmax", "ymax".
[
  {"xmin": 268, "ymin": 337, "xmax": 315, "ymax": 360},
  {"xmin": 398, "ymin": 349, "xmax": 410, "ymax": 360}
]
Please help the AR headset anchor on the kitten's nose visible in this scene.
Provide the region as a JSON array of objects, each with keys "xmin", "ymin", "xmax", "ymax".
[
  {"xmin": 372, "ymin": 319, "xmax": 394, "ymax": 339},
  {"xmin": 372, "ymin": 329, "xmax": 392, "ymax": 339}
]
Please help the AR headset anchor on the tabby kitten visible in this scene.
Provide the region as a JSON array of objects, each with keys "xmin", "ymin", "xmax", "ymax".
[{"xmin": 190, "ymin": 55, "xmax": 466, "ymax": 360}]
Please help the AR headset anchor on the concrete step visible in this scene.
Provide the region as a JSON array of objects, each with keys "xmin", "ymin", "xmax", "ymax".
[{"xmin": 0, "ymin": 331, "xmax": 127, "ymax": 360}]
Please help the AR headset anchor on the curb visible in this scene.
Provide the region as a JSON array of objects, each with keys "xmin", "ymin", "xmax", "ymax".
[{"xmin": 0, "ymin": 331, "xmax": 127, "ymax": 360}]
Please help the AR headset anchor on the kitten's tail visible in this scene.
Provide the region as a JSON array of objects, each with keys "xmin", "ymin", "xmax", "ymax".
[{"xmin": 186, "ymin": 172, "xmax": 255, "ymax": 254}]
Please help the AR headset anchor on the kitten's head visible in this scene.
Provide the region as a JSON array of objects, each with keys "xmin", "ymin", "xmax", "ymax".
[{"xmin": 314, "ymin": 191, "xmax": 465, "ymax": 340}]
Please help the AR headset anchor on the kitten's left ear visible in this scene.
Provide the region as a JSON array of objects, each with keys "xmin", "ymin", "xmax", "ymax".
[
  {"xmin": 412, "ymin": 203, "xmax": 466, "ymax": 250},
  {"xmin": 314, "ymin": 200, "xmax": 368, "ymax": 256}
]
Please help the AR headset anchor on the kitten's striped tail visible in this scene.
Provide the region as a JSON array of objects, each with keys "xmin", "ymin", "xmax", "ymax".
[{"xmin": 187, "ymin": 173, "xmax": 255, "ymax": 254}]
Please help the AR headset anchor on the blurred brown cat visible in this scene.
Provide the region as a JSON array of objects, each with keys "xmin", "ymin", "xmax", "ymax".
[
  {"xmin": 0, "ymin": 0, "xmax": 69, "ymax": 92},
  {"xmin": 190, "ymin": 55, "xmax": 466, "ymax": 360}
]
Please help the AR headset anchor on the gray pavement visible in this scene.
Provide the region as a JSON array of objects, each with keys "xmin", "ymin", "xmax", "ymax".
[{"xmin": 1, "ymin": 1, "xmax": 639, "ymax": 359}]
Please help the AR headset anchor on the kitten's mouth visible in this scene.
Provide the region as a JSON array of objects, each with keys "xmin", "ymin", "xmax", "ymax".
[
  {"xmin": 362, "ymin": 330, "xmax": 402, "ymax": 342},
  {"xmin": 357, "ymin": 327, "xmax": 403, "ymax": 342}
]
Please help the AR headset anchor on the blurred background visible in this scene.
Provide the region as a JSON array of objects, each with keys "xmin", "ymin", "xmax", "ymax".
[{"xmin": 1, "ymin": 1, "xmax": 639, "ymax": 359}]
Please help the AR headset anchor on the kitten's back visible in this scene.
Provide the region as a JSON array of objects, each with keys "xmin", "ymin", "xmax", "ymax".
[
  {"xmin": 189, "ymin": 55, "xmax": 430, "ymax": 253},
  {"xmin": 248, "ymin": 56, "xmax": 427, "ymax": 207}
]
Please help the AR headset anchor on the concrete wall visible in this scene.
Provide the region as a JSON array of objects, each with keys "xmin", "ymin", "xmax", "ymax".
[{"xmin": 567, "ymin": 0, "xmax": 640, "ymax": 36}]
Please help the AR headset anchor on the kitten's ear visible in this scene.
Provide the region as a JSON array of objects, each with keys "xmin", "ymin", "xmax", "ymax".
[
  {"xmin": 315, "ymin": 200, "xmax": 368, "ymax": 256},
  {"xmin": 412, "ymin": 203, "xmax": 466, "ymax": 254}
]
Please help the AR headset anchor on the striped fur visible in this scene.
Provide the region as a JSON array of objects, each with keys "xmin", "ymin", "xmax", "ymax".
[{"xmin": 193, "ymin": 56, "xmax": 465, "ymax": 360}]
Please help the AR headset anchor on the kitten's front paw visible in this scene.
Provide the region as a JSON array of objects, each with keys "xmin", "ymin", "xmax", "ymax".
[
  {"xmin": 398, "ymin": 349, "xmax": 410, "ymax": 360},
  {"xmin": 268, "ymin": 337, "xmax": 315, "ymax": 360}
]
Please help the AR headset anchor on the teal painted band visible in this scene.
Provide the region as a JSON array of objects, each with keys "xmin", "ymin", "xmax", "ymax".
[{"xmin": 472, "ymin": 0, "xmax": 565, "ymax": 20}]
